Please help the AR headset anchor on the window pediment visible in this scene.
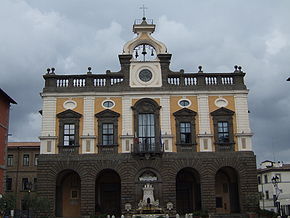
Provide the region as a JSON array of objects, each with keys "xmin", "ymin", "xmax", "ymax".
[
  {"xmin": 57, "ymin": 109, "xmax": 82, "ymax": 119},
  {"xmin": 131, "ymin": 98, "xmax": 161, "ymax": 113},
  {"xmin": 95, "ymin": 109, "xmax": 120, "ymax": 118},
  {"xmin": 210, "ymin": 107, "xmax": 234, "ymax": 116},
  {"xmin": 173, "ymin": 108, "xmax": 197, "ymax": 117}
]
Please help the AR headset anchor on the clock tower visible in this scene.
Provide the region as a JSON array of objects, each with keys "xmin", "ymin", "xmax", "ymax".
[{"xmin": 122, "ymin": 17, "xmax": 168, "ymax": 87}]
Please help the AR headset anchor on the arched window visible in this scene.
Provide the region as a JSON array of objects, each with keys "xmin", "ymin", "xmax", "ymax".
[{"xmin": 131, "ymin": 98, "xmax": 162, "ymax": 155}]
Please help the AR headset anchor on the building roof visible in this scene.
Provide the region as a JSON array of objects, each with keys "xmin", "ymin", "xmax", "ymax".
[
  {"xmin": 258, "ymin": 164, "xmax": 290, "ymax": 173},
  {"xmin": 0, "ymin": 88, "xmax": 17, "ymax": 104},
  {"xmin": 8, "ymin": 142, "xmax": 40, "ymax": 148}
]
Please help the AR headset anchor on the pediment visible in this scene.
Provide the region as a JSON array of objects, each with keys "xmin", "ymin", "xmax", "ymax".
[
  {"xmin": 56, "ymin": 109, "xmax": 82, "ymax": 118},
  {"xmin": 95, "ymin": 109, "xmax": 120, "ymax": 118},
  {"xmin": 131, "ymin": 98, "xmax": 161, "ymax": 113},
  {"xmin": 173, "ymin": 108, "xmax": 197, "ymax": 117},
  {"xmin": 210, "ymin": 107, "xmax": 234, "ymax": 116}
]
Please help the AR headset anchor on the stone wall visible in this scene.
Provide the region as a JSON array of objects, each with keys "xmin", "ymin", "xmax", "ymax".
[{"xmin": 37, "ymin": 151, "xmax": 258, "ymax": 217}]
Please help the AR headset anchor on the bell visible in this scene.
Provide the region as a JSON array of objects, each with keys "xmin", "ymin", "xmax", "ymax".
[
  {"xmin": 142, "ymin": 44, "xmax": 147, "ymax": 55},
  {"xmin": 135, "ymin": 50, "xmax": 139, "ymax": 58},
  {"xmin": 151, "ymin": 49, "xmax": 154, "ymax": 56}
]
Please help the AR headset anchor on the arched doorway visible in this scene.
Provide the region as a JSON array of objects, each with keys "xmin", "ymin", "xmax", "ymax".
[
  {"xmin": 55, "ymin": 170, "xmax": 81, "ymax": 217},
  {"xmin": 176, "ymin": 168, "xmax": 201, "ymax": 214},
  {"xmin": 215, "ymin": 167, "xmax": 240, "ymax": 214},
  {"xmin": 95, "ymin": 169, "xmax": 121, "ymax": 216}
]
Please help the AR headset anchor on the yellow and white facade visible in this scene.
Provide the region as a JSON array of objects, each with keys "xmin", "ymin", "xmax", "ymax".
[{"xmin": 38, "ymin": 17, "xmax": 257, "ymax": 217}]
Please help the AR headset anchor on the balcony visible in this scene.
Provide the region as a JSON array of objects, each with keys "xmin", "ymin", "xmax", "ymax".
[
  {"xmin": 131, "ymin": 142, "xmax": 163, "ymax": 158},
  {"xmin": 58, "ymin": 146, "xmax": 79, "ymax": 154},
  {"xmin": 216, "ymin": 143, "xmax": 234, "ymax": 152}
]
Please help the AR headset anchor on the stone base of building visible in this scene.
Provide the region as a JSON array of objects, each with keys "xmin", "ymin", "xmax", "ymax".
[{"xmin": 37, "ymin": 151, "xmax": 258, "ymax": 217}]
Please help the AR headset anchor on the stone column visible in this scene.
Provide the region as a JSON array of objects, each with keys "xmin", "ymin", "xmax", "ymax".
[
  {"xmin": 200, "ymin": 172, "xmax": 216, "ymax": 213},
  {"xmin": 80, "ymin": 172, "xmax": 95, "ymax": 217}
]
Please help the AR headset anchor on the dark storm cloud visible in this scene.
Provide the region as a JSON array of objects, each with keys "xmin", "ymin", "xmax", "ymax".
[{"xmin": 1, "ymin": 0, "xmax": 290, "ymax": 164}]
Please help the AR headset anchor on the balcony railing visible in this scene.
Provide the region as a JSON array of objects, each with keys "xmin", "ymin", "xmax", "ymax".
[
  {"xmin": 216, "ymin": 144, "xmax": 234, "ymax": 152},
  {"xmin": 59, "ymin": 146, "xmax": 79, "ymax": 154},
  {"xmin": 131, "ymin": 142, "xmax": 163, "ymax": 157}
]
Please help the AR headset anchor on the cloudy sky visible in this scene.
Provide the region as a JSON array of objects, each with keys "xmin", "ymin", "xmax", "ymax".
[{"xmin": 1, "ymin": 0, "xmax": 290, "ymax": 164}]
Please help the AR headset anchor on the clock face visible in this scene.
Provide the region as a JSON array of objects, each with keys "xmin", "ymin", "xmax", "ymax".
[{"xmin": 139, "ymin": 69, "xmax": 153, "ymax": 82}]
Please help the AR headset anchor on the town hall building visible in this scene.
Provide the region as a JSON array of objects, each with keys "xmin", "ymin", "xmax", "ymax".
[{"xmin": 38, "ymin": 17, "xmax": 258, "ymax": 217}]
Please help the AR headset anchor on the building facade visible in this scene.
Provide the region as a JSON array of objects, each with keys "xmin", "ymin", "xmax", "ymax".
[
  {"xmin": 5, "ymin": 142, "xmax": 39, "ymax": 210},
  {"xmin": 258, "ymin": 160, "xmax": 290, "ymax": 217},
  {"xmin": 38, "ymin": 18, "xmax": 258, "ymax": 217},
  {"xmin": 0, "ymin": 88, "xmax": 16, "ymax": 194}
]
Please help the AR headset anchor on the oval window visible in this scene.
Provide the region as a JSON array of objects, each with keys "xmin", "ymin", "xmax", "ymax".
[
  {"xmin": 102, "ymin": 100, "xmax": 114, "ymax": 108},
  {"xmin": 179, "ymin": 100, "xmax": 190, "ymax": 107}
]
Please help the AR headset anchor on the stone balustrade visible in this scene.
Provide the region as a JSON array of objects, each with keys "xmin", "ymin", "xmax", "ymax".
[{"xmin": 43, "ymin": 69, "xmax": 246, "ymax": 93}]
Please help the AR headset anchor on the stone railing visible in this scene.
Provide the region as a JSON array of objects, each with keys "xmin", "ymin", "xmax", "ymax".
[
  {"xmin": 43, "ymin": 67, "xmax": 246, "ymax": 93},
  {"xmin": 43, "ymin": 73, "xmax": 124, "ymax": 92},
  {"xmin": 167, "ymin": 72, "xmax": 245, "ymax": 88}
]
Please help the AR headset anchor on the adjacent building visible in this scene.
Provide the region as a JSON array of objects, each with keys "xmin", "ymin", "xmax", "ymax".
[
  {"xmin": 38, "ymin": 17, "xmax": 258, "ymax": 217},
  {"xmin": 0, "ymin": 88, "xmax": 16, "ymax": 194},
  {"xmin": 258, "ymin": 160, "xmax": 290, "ymax": 217},
  {"xmin": 5, "ymin": 142, "xmax": 40, "ymax": 210}
]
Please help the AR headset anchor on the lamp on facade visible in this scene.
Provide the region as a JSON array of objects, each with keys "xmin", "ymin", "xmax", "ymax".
[{"xmin": 272, "ymin": 176, "xmax": 281, "ymax": 216}]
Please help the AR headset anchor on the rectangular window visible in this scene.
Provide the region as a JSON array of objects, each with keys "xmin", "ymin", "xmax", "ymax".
[
  {"xmin": 102, "ymin": 123, "xmax": 114, "ymax": 145},
  {"xmin": 7, "ymin": 155, "xmax": 13, "ymax": 167},
  {"xmin": 23, "ymin": 154, "xmax": 29, "ymax": 166},
  {"xmin": 34, "ymin": 154, "xmax": 39, "ymax": 166},
  {"xmin": 22, "ymin": 178, "xmax": 29, "ymax": 190},
  {"xmin": 217, "ymin": 121, "xmax": 229, "ymax": 143},
  {"xmin": 71, "ymin": 190, "xmax": 79, "ymax": 199},
  {"xmin": 180, "ymin": 122, "xmax": 191, "ymax": 144},
  {"xmin": 64, "ymin": 124, "xmax": 75, "ymax": 146},
  {"xmin": 6, "ymin": 178, "xmax": 12, "ymax": 191},
  {"xmin": 265, "ymin": 190, "xmax": 269, "ymax": 199},
  {"xmin": 258, "ymin": 176, "xmax": 261, "ymax": 184},
  {"xmin": 264, "ymin": 175, "xmax": 268, "ymax": 184}
]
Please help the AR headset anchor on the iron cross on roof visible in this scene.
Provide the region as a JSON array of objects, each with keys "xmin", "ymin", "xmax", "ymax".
[{"xmin": 140, "ymin": 4, "xmax": 148, "ymax": 18}]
